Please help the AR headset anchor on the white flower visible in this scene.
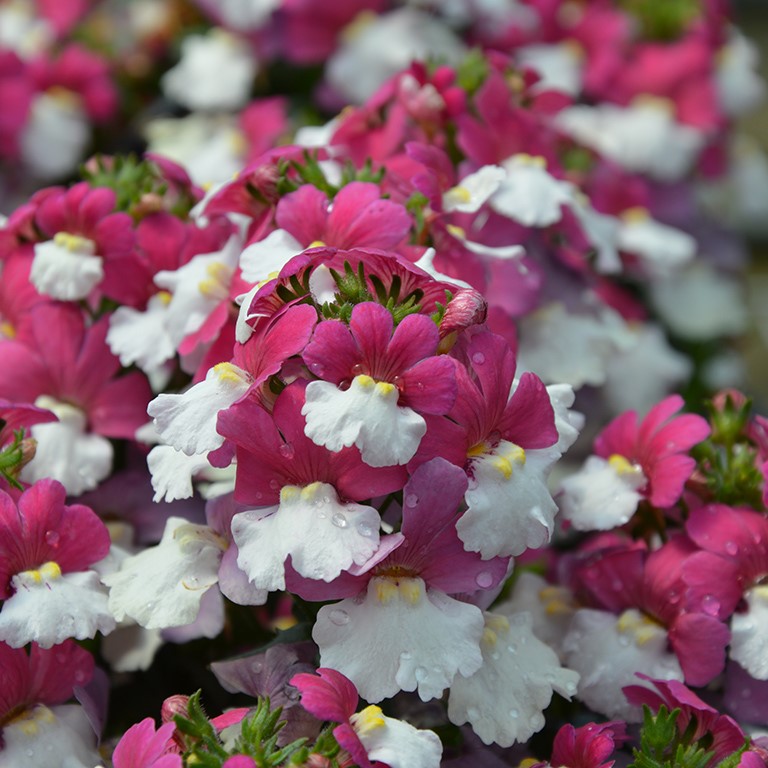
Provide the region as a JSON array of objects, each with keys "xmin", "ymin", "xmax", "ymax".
[
  {"xmin": 103, "ymin": 517, "xmax": 226, "ymax": 630},
  {"xmin": 562, "ymin": 608, "xmax": 683, "ymax": 721},
  {"xmin": 443, "ymin": 166, "xmax": 505, "ymax": 213},
  {"xmin": 617, "ymin": 209, "xmax": 696, "ymax": 278},
  {"xmin": 558, "ymin": 455, "xmax": 646, "ymax": 531},
  {"xmin": 20, "ymin": 90, "xmax": 89, "ymax": 180},
  {"xmin": 555, "ymin": 101, "xmax": 705, "ymax": 182},
  {"xmin": 0, "ymin": 566, "xmax": 114, "ymax": 648},
  {"xmin": 302, "ymin": 375, "xmax": 426, "ymax": 467},
  {"xmin": 161, "ymin": 28, "xmax": 257, "ymax": 112},
  {"xmin": 650, "ymin": 262, "xmax": 748, "ymax": 341},
  {"xmin": 148, "ymin": 362, "xmax": 252, "ymax": 456},
  {"xmin": 516, "ymin": 42, "xmax": 583, "ymax": 95},
  {"xmin": 239, "ymin": 229, "xmax": 304, "ymax": 283},
  {"xmin": 326, "ymin": 8, "xmax": 465, "ymax": 105},
  {"xmin": 314, "ymin": 576, "xmax": 484, "ymax": 702},
  {"xmin": 516, "ymin": 301, "xmax": 634, "ymax": 389},
  {"xmin": 146, "ymin": 444, "xmax": 212, "ymax": 502},
  {"xmin": 457, "ymin": 441, "xmax": 558, "ymax": 558},
  {"xmin": 232, "ymin": 482, "xmax": 381, "ymax": 591},
  {"xmin": 21, "ymin": 397, "xmax": 113, "ymax": 496},
  {"xmin": 490, "ymin": 155, "xmax": 574, "ymax": 227},
  {"xmin": 716, "ymin": 31, "xmax": 765, "ymax": 117},
  {"xmin": 730, "ymin": 585, "xmax": 768, "ymax": 680},
  {"xmin": 568, "ymin": 195, "xmax": 622, "ymax": 274},
  {"xmin": 31, "ymin": 232, "xmax": 103, "ymax": 301},
  {"xmin": 546, "ymin": 383, "xmax": 584, "ymax": 454},
  {"xmin": 448, "ymin": 612, "xmax": 579, "ymax": 746}
]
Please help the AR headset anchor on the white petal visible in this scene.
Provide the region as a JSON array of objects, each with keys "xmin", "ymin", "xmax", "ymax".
[
  {"xmin": 618, "ymin": 212, "xmax": 696, "ymax": 277},
  {"xmin": 107, "ymin": 294, "xmax": 176, "ymax": 371},
  {"xmin": 101, "ymin": 623, "xmax": 165, "ymax": 672},
  {"xmin": 716, "ymin": 31, "xmax": 766, "ymax": 117},
  {"xmin": 546, "ymin": 383, "xmax": 584, "ymax": 453},
  {"xmin": 103, "ymin": 517, "xmax": 225, "ymax": 629},
  {"xmin": 516, "ymin": 43, "xmax": 583, "ymax": 96},
  {"xmin": 458, "ymin": 441, "xmax": 558, "ymax": 558},
  {"xmin": 2, "ymin": 704, "xmax": 101, "ymax": 768},
  {"xmin": 491, "ymin": 155, "xmax": 574, "ymax": 227},
  {"xmin": 148, "ymin": 362, "xmax": 252, "ymax": 455},
  {"xmin": 730, "ymin": 586, "xmax": 768, "ymax": 680},
  {"xmin": 31, "ymin": 237, "xmax": 103, "ymax": 301},
  {"xmin": 443, "ymin": 165, "xmax": 505, "ymax": 213},
  {"xmin": 448, "ymin": 612, "xmax": 579, "ymax": 746},
  {"xmin": 147, "ymin": 444, "xmax": 212, "ymax": 502},
  {"xmin": 0, "ymin": 569, "xmax": 114, "ymax": 648},
  {"xmin": 161, "ymin": 29, "xmax": 257, "ymax": 112},
  {"xmin": 569, "ymin": 197, "xmax": 622, "ymax": 274},
  {"xmin": 21, "ymin": 399, "xmax": 112, "ymax": 496},
  {"xmin": 232, "ymin": 482, "xmax": 381, "ymax": 591},
  {"xmin": 314, "ymin": 576, "xmax": 484, "ymax": 703},
  {"xmin": 353, "ymin": 708, "xmax": 442, "ymax": 768},
  {"xmin": 562, "ymin": 608, "xmax": 683, "ymax": 721},
  {"xmin": 413, "ymin": 248, "xmax": 472, "ymax": 288},
  {"xmin": 239, "ymin": 229, "xmax": 304, "ymax": 283},
  {"xmin": 558, "ymin": 455, "xmax": 645, "ymax": 531},
  {"xmin": 302, "ymin": 377, "xmax": 426, "ymax": 467}
]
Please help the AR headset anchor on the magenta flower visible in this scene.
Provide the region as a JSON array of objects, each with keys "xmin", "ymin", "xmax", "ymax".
[
  {"xmin": 594, "ymin": 394, "xmax": 710, "ymax": 508},
  {"xmin": 0, "ymin": 479, "xmax": 113, "ymax": 647},
  {"xmin": 549, "ymin": 721, "xmax": 627, "ymax": 768},
  {"xmin": 112, "ymin": 719, "xmax": 182, "ymax": 768},
  {"xmin": 302, "ymin": 301, "xmax": 458, "ymax": 466}
]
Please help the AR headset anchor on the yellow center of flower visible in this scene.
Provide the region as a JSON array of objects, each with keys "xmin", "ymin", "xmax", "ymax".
[
  {"xmin": 351, "ymin": 705, "xmax": 386, "ymax": 735},
  {"xmin": 198, "ymin": 261, "xmax": 233, "ymax": 299},
  {"xmin": 53, "ymin": 231, "xmax": 96, "ymax": 255},
  {"xmin": 25, "ymin": 561, "xmax": 62, "ymax": 584}
]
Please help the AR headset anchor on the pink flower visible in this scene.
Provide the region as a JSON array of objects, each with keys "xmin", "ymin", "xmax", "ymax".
[
  {"xmin": 594, "ymin": 395, "xmax": 710, "ymax": 508},
  {"xmin": 112, "ymin": 719, "xmax": 182, "ymax": 768},
  {"xmin": 549, "ymin": 721, "xmax": 627, "ymax": 768}
]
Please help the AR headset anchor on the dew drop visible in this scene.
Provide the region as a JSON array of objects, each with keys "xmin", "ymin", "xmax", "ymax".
[
  {"xmin": 329, "ymin": 608, "xmax": 350, "ymax": 626},
  {"xmin": 279, "ymin": 444, "xmax": 295, "ymax": 459},
  {"xmin": 268, "ymin": 479, "xmax": 280, "ymax": 490},
  {"xmin": 507, "ymin": 644, "xmax": 517, "ymax": 654},
  {"xmin": 414, "ymin": 666, "xmax": 428, "ymax": 682},
  {"xmin": 476, "ymin": 571, "xmax": 494, "ymax": 589},
  {"xmin": 472, "ymin": 352, "xmax": 486, "ymax": 365},
  {"xmin": 351, "ymin": 363, "xmax": 365, "ymax": 375},
  {"xmin": 702, "ymin": 595, "xmax": 720, "ymax": 616},
  {"xmin": 310, "ymin": 362, "xmax": 324, "ymax": 376},
  {"xmin": 74, "ymin": 670, "xmax": 86, "ymax": 683},
  {"xmin": 725, "ymin": 541, "xmax": 739, "ymax": 556},
  {"xmin": 405, "ymin": 493, "xmax": 419, "ymax": 508},
  {"xmin": 332, "ymin": 512, "xmax": 348, "ymax": 528},
  {"xmin": 566, "ymin": 681, "xmax": 577, "ymax": 694},
  {"xmin": 467, "ymin": 706, "xmax": 480, "ymax": 720},
  {"xmin": 45, "ymin": 530, "xmax": 60, "ymax": 547},
  {"xmin": 145, "ymin": 601, "xmax": 155, "ymax": 612},
  {"xmin": 357, "ymin": 521, "xmax": 375, "ymax": 538},
  {"xmin": 510, "ymin": 708, "xmax": 519, "ymax": 719},
  {"xmin": 251, "ymin": 661, "xmax": 263, "ymax": 674}
]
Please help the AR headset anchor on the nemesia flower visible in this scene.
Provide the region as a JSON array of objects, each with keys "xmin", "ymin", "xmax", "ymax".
[
  {"xmin": 220, "ymin": 382, "xmax": 405, "ymax": 591},
  {"xmin": 289, "ymin": 458, "xmax": 509, "ymax": 703},
  {"xmin": 0, "ymin": 641, "xmax": 100, "ymax": 766},
  {"xmin": 111, "ymin": 718, "xmax": 182, "ymax": 768},
  {"xmin": 559, "ymin": 394, "xmax": 710, "ymax": 530},
  {"xmin": 302, "ymin": 301, "xmax": 458, "ymax": 467},
  {"xmin": 291, "ymin": 667, "xmax": 442, "ymax": 768},
  {"xmin": 0, "ymin": 479, "xmax": 114, "ymax": 648},
  {"xmin": 545, "ymin": 720, "xmax": 627, "ymax": 768},
  {"xmin": 0, "ymin": 303, "xmax": 151, "ymax": 495},
  {"xmin": 414, "ymin": 328, "xmax": 561, "ymax": 558}
]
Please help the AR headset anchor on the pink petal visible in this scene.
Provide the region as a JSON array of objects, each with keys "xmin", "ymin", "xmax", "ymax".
[
  {"xmin": 290, "ymin": 668, "xmax": 358, "ymax": 723},
  {"xmin": 500, "ymin": 372, "xmax": 557, "ymax": 449},
  {"xmin": 669, "ymin": 612, "xmax": 729, "ymax": 687},
  {"xmin": 276, "ymin": 185, "xmax": 329, "ymax": 246},
  {"xmin": 399, "ymin": 355, "xmax": 457, "ymax": 415}
]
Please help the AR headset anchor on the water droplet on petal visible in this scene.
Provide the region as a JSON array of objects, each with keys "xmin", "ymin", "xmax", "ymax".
[
  {"xmin": 279, "ymin": 444, "xmax": 295, "ymax": 459},
  {"xmin": 45, "ymin": 530, "xmax": 60, "ymax": 547},
  {"xmin": 725, "ymin": 541, "xmax": 739, "ymax": 556},
  {"xmin": 405, "ymin": 493, "xmax": 419, "ymax": 508},
  {"xmin": 329, "ymin": 608, "xmax": 350, "ymax": 626},
  {"xmin": 269, "ymin": 479, "xmax": 280, "ymax": 490},
  {"xmin": 476, "ymin": 571, "xmax": 494, "ymax": 589},
  {"xmin": 332, "ymin": 512, "xmax": 348, "ymax": 528},
  {"xmin": 251, "ymin": 661, "xmax": 263, "ymax": 674},
  {"xmin": 472, "ymin": 352, "xmax": 485, "ymax": 365},
  {"xmin": 702, "ymin": 594, "xmax": 720, "ymax": 616},
  {"xmin": 351, "ymin": 363, "xmax": 365, "ymax": 376},
  {"xmin": 507, "ymin": 644, "xmax": 517, "ymax": 654},
  {"xmin": 467, "ymin": 706, "xmax": 480, "ymax": 720},
  {"xmin": 510, "ymin": 708, "xmax": 519, "ymax": 719},
  {"xmin": 357, "ymin": 521, "xmax": 375, "ymax": 538}
]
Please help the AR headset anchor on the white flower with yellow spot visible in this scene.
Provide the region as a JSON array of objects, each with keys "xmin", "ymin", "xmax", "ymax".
[
  {"xmin": 30, "ymin": 231, "xmax": 103, "ymax": 301},
  {"xmin": 443, "ymin": 166, "xmax": 505, "ymax": 213},
  {"xmin": 558, "ymin": 454, "xmax": 646, "ymax": 531},
  {"xmin": 448, "ymin": 612, "xmax": 579, "ymax": 746},
  {"xmin": 302, "ymin": 374, "xmax": 427, "ymax": 467},
  {"xmin": 232, "ymin": 481, "xmax": 381, "ymax": 592},
  {"xmin": 0, "ymin": 562, "xmax": 114, "ymax": 649},
  {"xmin": 562, "ymin": 607, "xmax": 683, "ymax": 720},
  {"xmin": 148, "ymin": 361, "xmax": 252, "ymax": 456},
  {"xmin": 103, "ymin": 517, "xmax": 228, "ymax": 630},
  {"xmin": 314, "ymin": 575, "xmax": 484, "ymax": 702},
  {"xmin": 490, "ymin": 154, "xmax": 574, "ymax": 227},
  {"xmin": 457, "ymin": 440, "xmax": 559, "ymax": 558}
]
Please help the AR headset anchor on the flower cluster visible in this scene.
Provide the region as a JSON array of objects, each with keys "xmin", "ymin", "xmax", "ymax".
[{"xmin": 0, "ymin": 0, "xmax": 767, "ymax": 767}]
